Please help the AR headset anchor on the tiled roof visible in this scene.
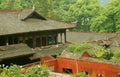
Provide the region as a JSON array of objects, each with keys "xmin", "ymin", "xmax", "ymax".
[
  {"xmin": 0, "ymin": 43, "xmax": 35, "ymax": 60},
  {"xmin": 0, "ymin": 8, "xmax": 74, "ymax": 35},
  {"xmin": 67, "ymin": 32, "xmax": 120, "ymax": 43}
]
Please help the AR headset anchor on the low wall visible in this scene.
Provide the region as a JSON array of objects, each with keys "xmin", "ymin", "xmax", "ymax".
[{"xmin": 41, "ymin": 56, "xmax": 120, "ymax": 77}]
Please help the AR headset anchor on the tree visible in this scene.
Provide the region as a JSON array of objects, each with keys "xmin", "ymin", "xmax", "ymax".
[
  {"xmin": 30, "ymin": 0, "xmax": 57, "ymax": 18},
  {"xmin": 105, "ymin": 0, "xmax": 120, "ymax": 32},
  {"xmin": 0, "ymin": 0, "xmax": 32, "ymax": 9},
  {"xmin": 69, "ymin": 0, "xmax": 103, "ymax": 32},
  {"xmin": 51, "ymin": 0, "xmax": 76, "ymax": 22},
  {"xmin": 0, "ymin": 0, "xmax": 10, "ymax": 9},
  {"xmin": 90, "ymin": 13, "xmax": 108, "ymax": 32},
  {"xmin": 91, "ymin": 0, "xmax": 120, "ymax": 32}
]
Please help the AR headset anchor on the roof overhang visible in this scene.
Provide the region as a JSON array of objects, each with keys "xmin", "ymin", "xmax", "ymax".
[{"xmin": 0, "ymin": 44, "xmax": 35, "ymax": 61}]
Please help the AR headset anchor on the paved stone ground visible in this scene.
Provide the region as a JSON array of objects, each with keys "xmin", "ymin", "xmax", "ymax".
[{"xmin": 49, "ymin": 72, "xmax": 70, "ymax": 77}]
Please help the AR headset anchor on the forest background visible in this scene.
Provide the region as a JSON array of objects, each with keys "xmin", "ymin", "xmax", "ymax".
[{"xmin": 0, "ymin": 0, "xmax": 119, "ymax": 32}]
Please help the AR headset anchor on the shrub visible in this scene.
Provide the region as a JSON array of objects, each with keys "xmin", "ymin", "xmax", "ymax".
[
  {"xmin": 67, "ymin": 43, "xmax": 92, "ymax": 53},
  {"xmin": 103, "ymin": 49, "xmax": 113, "ymax": 60},
  {"xmin": 0, "ymin": 65, "xmax": 23, "ymax": 77},
  {"xmin": 94, "ymin": 47, "xmax": 113, "ymax": 60},
  {"xmin": 67, "ymin": 43, "xmax": 113, "ymax": 60},
  {"xmin": 25, "ymin": 65, "xmax": 49, "ymax": 77},
  {"xmin": 112, "ymin": 49, "xmax": 120, "ymax": 60},
  {"xmin": 94, "ymin": 47, "xmax": 105, "ymax": 58},
  {"xmin": 67, "ymin": 44, "xmax": 79, "ymax": 52},
  {"xmin": 0, "ymin": 65, "xmax": 49, "ymax": 77}
]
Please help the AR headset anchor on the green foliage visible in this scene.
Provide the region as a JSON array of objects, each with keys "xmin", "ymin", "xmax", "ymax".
[
  {"xmin": 69, "ymin": 0, "xmax": 103, "ymax": 32},
  {"xmin": 112, "ymin": 49, "xmax": 120, "ymax": 60},
  {"xmin": 71, "ymin": 72, "xmax": 90, "ymax": 77},
  {"xmin": 0, "ymin": 0, "xmax": 32, "ymax": 9},
  {"xmin": 25, "ymin": 65, "xmax": 49, "ymax": 77},
  {"xmin": 94, "ymin": 47, "xmax": 113, "ymax": 59},
  {"xmin": 94, "ymin": 47, "xmax": 105, "ymax": 58},
  {"xmin": 67, "ymin": 43, "xmax": 92, "ymax": 53},
  {"xmin": 50, "ymin": 0, "xmax": 76, "ymax": 22},
  {"xmin": 0, "ymin": 65, "xmax": 23, "ymax": 77},
  {"xmin": 67, "ymin": 43, "xmax": 114, "ymax": 60},
  {"xmin": 90, "ymin": 14, "xmax": 108, "ymax": 32},
  {"xmin": 0, "ymin": 65, "xmax": 49, "ymax": 77},
  {"xmin": 91, "ymin": 0, "xmax": 120, "ymax": 32},
  {"xmin": 67, "ymin": 44, "xmax": 78, "ymax": 52},
  {"xmin": 103, "ymin": 50, "xmax": 113, "ymax": 60}
]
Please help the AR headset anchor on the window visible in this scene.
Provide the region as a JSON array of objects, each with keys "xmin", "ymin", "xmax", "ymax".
[{"xmin": 63, "ymin": 68, "xmax": 72, "ymax": 74}]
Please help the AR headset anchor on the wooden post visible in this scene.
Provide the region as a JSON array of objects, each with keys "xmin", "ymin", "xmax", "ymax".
[
  {"xmin": 55, "ymin": 34, "xmax": 58, "ymax": 44},
  {"xmin": 64, "ymin": 31, "xmax": 66, "ymax": 43},
  {"xmin": 6, "ymin": 36, "xmax": 9, "ymax": 46},
  {"xmin": 33, "ymin": 36, "xmax": 36, "ymax": 48},
  {"xmin": 40, "ymin": 36, "xmax": 42, "ymax": 47},
  {"xmin": 60, "ymin": 33, "xmax": 62, "ymax": 43},
  {"xmin": 46, "ymin": 36, "xmax": 48, "ymax": 46}
]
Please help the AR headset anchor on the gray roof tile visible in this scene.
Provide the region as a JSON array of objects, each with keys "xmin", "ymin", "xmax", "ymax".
[
  {"xmin": 0, "ymin": 43, "xmax": 35, "ymax": 60},
  {"xmin": 0, "ymin": 9, "xmax": 74, "ymax": 35}
]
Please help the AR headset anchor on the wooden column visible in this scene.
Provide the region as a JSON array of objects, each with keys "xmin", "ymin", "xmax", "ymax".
[
  {"xmin": 40, "ymin": 36, "xmax": 42, "ymax": 47},
  {"xmin": 55, "ymin": 35, "xmax": 58, "ymax": 44},
  {"xmin": 60, "ymin": 33, "xmax": 62, "ymax": 43},
  {"xmin": 46, "ymin": 36, "xmax": 48, "ymax": 46},
  {"xmin": 64, "ymin": 31, "xmax": 66, "ymax": 43},
  {"xmin": 33, "ymin": 36, "xmax": 36, "ymax": 48},
  {"xmin": 6, "ymin": 36, "xmax": 9, "ymax": 46}
]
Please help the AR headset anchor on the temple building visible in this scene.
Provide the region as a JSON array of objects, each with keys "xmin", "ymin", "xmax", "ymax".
[
  {"xmin": 0, "ymin": 8, "xmax": 74, "ymax": 63},
  {"xmin": 0, "ymin": 8, "xmax": 74, "ymax": 48}
]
